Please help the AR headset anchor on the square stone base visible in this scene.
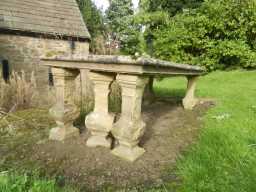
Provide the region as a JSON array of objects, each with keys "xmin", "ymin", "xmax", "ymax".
[
  {"xmin": 86, "ymin": 135, "xmax": 111, "ymax": 148},
  {"xmin": 49, "ymin": 126, "xmax": 79, "ymax": 141},
  {"xmin": 111, "ymin": 145, "xmax": 145, "ymax": 162},
  {"xmin": 182, "ymin": 98, "xmax": 199, "ymax": 110}
]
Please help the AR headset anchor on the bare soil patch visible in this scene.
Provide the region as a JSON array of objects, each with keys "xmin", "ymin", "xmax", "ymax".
[{"xmin": 0, "ymin": 99, "xmax": 212, "ymax": 190}]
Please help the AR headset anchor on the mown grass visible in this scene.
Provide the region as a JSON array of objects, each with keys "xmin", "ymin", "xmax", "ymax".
[
  {"xmin": 1, "ymin": 70, "xmax": 256, "ymax": 192},
  {"xmin": 154, "ymin": 70, "xmax": 256, "ymax": 192}
]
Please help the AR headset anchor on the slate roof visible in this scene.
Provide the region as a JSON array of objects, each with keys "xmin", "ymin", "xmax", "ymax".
[{"xmin": 0, "ymin": 0, "xmax": 91, "ymax": 40}]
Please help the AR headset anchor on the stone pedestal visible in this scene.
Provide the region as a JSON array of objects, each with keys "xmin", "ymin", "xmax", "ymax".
[
  {"xmin": 183, "ymin": 76, "xmax": 199, "ymax": 110},
  {"xmin": 49, "ymin": 68, "xmax": 80, "ymax": 141},
  {"xmin": 85, "ymin": 72, "xmax": 115, "ymax": 148},
  {"xmin": 111, "ymin": 74, "xmax": 148, "ymax": 162}
]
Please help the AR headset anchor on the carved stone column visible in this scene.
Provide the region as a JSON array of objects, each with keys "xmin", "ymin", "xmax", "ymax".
[
  {"xmin": 111, "ymin": 74, "xmax": 149, "ymax": 162},
  {"xmin": 183, "ymin": 76, "xmax": 199, "ymax": 110},
  {"xmin": 49, "ymin": 68, "xmax": 80, "ymax": 141},
  {"xmin": 85, "ymin": 72, "xmax": 115, "ymax": 148}
]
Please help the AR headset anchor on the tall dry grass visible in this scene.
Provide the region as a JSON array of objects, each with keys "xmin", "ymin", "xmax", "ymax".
[{"xmin": 0, "ymin": 71, "xmax": 38, "ymax": 112}]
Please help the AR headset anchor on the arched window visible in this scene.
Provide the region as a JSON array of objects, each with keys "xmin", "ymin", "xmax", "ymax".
[{"xmin": 2, "ymin": 59, "xmax": 10, "ymax": 82}]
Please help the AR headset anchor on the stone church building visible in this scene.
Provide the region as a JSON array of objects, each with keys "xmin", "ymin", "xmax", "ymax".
[{"xmin": 0, "ymin": 0, "xmax": 91, "ymax": 104}]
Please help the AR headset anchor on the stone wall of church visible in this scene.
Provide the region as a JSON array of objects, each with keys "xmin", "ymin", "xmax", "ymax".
[{"xmin": 0, "ymin": 34, "xmax": 89, "ymax": 106}]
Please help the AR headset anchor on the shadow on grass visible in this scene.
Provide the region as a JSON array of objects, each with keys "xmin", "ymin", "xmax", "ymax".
[{"xmin": 155, "ymin": 88, "xmax": 186, "ymax": 99}]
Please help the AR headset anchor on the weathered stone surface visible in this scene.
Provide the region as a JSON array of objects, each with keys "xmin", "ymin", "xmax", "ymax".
[
  {"xmin": 49, "ymin": 125, "xmax": 79, "ymax": 141},
  {"xmin": 44, "ymin": 55, "xmax": 204, "ymax": 72},
  {"xmin": 85, "ymin": 72, "xmax": 115, "ymax": 148},
  {"xmin": 0, "ymin": 34, "xmax": 89, "ymax": 107},
  {"xmin": 49, "ymin": 68, "xmax": 80, "ymax": 141},
  {"xmin": 0, "ymin": 0, "xmax": 91, "ymax": 40},
  {"xmin": 41, "ymin": 54, "xmax": 204, "ymax": 161},
  {"xmin": 112, "ymin": 145, "xmax": 145, "ymax": 162},
  {"xmin": 42, "ymin": 55, "xmax": 205, "ymax": 76},
  {"xmin": 183, "ymin": 76, "xmax": 199, "ymax": 110},
  {"xmin": 111, "ymin": 74, "xmax": 148, "ymax": 162}
]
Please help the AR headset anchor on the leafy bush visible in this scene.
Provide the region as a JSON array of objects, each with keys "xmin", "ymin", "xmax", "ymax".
[
  {"xmin": 140, "ymin": 0, "xmax": 204, "ymax": 16},
  {"xmin": 153, "ymin": 0, "xmax": 256, "ymax": 70}
]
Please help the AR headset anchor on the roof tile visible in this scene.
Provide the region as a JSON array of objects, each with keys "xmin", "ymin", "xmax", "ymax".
[{"xmin": 0, "ymin": 0, "xmax": 90, "ymax": 39}]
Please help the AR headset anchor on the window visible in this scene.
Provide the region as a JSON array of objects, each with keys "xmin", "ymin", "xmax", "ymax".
[
  {"xmin": 2, "ymin": 60, "xmax": 10, "ymax": 82},
  {"xmin": 48, "ymin": 67, "xmax": 54, "ymax": 86},
  {"xmin": 69, "ymin": 40, "xmax": 76, "ymax": 51}
]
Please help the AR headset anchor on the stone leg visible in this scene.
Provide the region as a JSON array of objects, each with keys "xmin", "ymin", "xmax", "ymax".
[
  {"xmin": 49, "ymin": 68, "xmax": 80, "ymax": 141},
  {"xmin": 143, "ymin": 76, "xmax": 155, "ymax": 105},
  {"xmin": 80, "ymin": 69, "xmax": 94, "ymax": 106},
  {"xmin": 182, "ymin": 76, "xmax": 199, "ymax": 110},
  {"xmin": 85, "ymin": 72, "xmax": 115, "ymax": 148},
  {"xmin": 111, "ymin": 74, "xmax": 148, "ymax": 162}
]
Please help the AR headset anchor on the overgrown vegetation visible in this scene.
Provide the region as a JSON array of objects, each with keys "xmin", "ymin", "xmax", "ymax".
[
  {"xmin": 0, "ymin": 171, "xmax": 78, "ymax": 192},
  {"xmin": 112, "ymin": 0, "xmax": 256, "ymax": 70},
  {"xmin": 76, "ymin": 0, "xmax": 256, "ymax": 69},
  {"xmin": 153, "ymin": 0, "xmax": 256, "ymax": 70},
  {"xmin": 139, "ymin": 0, "xmax": 204, "ymax": 17},
  {"xmin": 0, "ymin": 71, "xmax": 38, "ymax": 112}
]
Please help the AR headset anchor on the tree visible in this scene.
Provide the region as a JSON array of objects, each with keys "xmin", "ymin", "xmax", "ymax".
[
  {"xmin": 76, "ymin": 0, "xmax": 106, "ymax": 54},
  {"xmin": 152, "ymin": 0, "xmax": 256, "ymax": 70},
  {"xmin": 106, "ymin": 0, "xmax": 134, "ymax": 38},
  {"xmin": 134, "ymin": 0, "xmax": 203, "ymax": 55},
  {"xmin": 106, "ymin": 0, "xmax": 138, "ymax": 54},
  {"xmin": 139, "ymin": 0, "xmax": 203, "ymax": 16}
]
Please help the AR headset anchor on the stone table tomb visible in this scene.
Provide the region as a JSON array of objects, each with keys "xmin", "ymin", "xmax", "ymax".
[{"xmin": 41, "ymin": 55, "xmax": 204, "ymax": 162}]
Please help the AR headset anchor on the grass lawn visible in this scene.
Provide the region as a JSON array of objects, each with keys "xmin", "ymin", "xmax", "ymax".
[
  {"xmin": 1, "ymin": 70, "xmax": 256, "ymax": 191},
  {"xmin": 154, "ymin": 70, "xmax": 256, "ymax": 192}
]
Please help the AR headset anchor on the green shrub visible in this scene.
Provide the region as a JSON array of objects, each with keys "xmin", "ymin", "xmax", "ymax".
[{"xmin": 153, "ymin": 0, "xmax": 256, "ymax": 71}]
